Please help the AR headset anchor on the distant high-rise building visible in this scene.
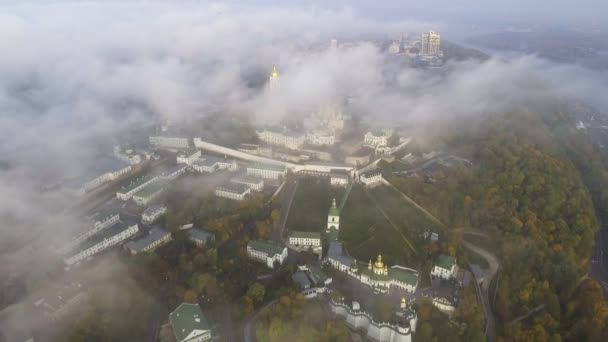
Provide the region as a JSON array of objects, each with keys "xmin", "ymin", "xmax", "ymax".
[
  {"xmin": 420, "ymin": 31, "xmax": 441, "ymax": 55},
  {"xmin": 330, "ymin": 38, "xmax": 338, "ymax": 50},
  {"xmin": 268, "ymin": 64, "xmax": 280, "ymax": 90}
]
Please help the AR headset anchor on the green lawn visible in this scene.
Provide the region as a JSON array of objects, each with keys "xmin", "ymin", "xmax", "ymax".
[
  {"xmin": 285, "ymin": 177, "xmax": 344, "ymax": 233},
  {"xmin": 340, "ymin": 185, "xmax": 441, "ymax": 267}
]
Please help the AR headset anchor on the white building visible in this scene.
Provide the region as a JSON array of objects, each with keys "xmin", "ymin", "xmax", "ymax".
[
  {"xmin": 192, "ymin": 156, "xmax": 237, "ymax": 173},
  {"xmin": 116, "ymin": 175, "xmax": 159, "ymax": 201},
  {"xmin": 306, "ymin": 130, "xmax": 336, "ymax": 146},
  {"xmin": 149, "ymin": 136, "xmax": 190, "ymax": 149},
  {"xmin": 330, "ymin": 174, "xmax": 349, "ymax": 187},
  {"xmin": 142, "ymin": 204, "xmax": 167, "ymax": 224},
  {"xmin": 169, "ymin": 303, "xmax": 214, "ymax": 342},
  {"xmin": 216, "ymin": 158, "xmax": 238, "ymax": 171},
  {"xmin": 160, "ymin": 164, "xmax": 188, "ymax": 180},
  {"xmin": 132, "ymin": 181, "xmax": 165, "ymax": 206},
  {"xmin": 124, "ymin": 227, "xmax": 172, "ymax": 255},
  {"xmin": 431, "ymin": 254, "xmax": 457, "ymax": 280},
  {"xmin": 246, "ymin": 164, "xmax": 286, "ymax": 180},
  {"xmin": 230, "ymin": 175, "xmax": 264, "ymax": 192},
  {"xmin": 363, "ymin": 129, "xmax": 394, "ymax": 149},
  {"xmin": 288, "ymin": 231, "xmax": 322, "ymax": 249},
  {"xmin": 247, "ymin": 239, "xmax": 288, "ymax": 269},
  {"xmin": 64, "ymin": 159, "xmax": 132, "ymax": 196},
  {"xmin": 64, "ymin": 222, "xmax": 139, "ymax": 266},
  {"xmin": 215, "ymin": 183, "xmax": 251, "ymax": 201},
  {"xmin": 58, "ymin": 211, "xmax": 120, "ymax": 254},
  {"xmin": 327, "ymin": 198, "xmax": 340, "ymax": 231},
  {"xmin": 257, "ymin": 129, "xmax": 305, "ymax": 150},
  {"xmin": 176, "ymin": 149, "xmax": 202, "ymax": 165},
  {"xmin": 359, "ymin": 169, "xmax": 383, "ymax": 186},
  {"xmin": 113, "ymin": 146, "xmax": 142, "ymax": 165},
  {"xmin": 420, "ymin": 31, "xmax": 441, "ymax": 56}
]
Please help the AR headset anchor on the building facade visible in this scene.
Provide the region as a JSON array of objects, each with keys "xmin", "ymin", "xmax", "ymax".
[
  {"xmin": 420, "ymin": 31, "xmax": 441, "ymax": 56},
  {"xmin": 247, "ymin": 239, "xmax": 288, "ymax": 268},
  {"xmin": 177, "ymin": 149, "xmax": 202, "ymax": 165},
  {"xmin": 360, "ymin": 169, "xmax": 383, "ymax": 186},
  {"xmin": 64, "ymin": 222, "xmax": 139, "ymax": 266},
  {"xmin": 214, "ymin": 184, "xmax": 251, "ymax": 201},
  {"xmin": 431, "ymin": 254, "xmax": 457, "ymax": 279},
  {"xmin": 116, "ymin": 175, "xmax": 159, "ymax": 201},
  {"xmin": 327, "ymin": 198, "xmax": 340, "ymax": 231},
  {"xmin": 230, "ymin": 175, "xmax": 264, "ymax": 192},
  {"xmin": 246, "ymin": 164, "xmax": 286, "ymax": 180},
  {"xmin": 142, "ymin": 204, "xmax": 167, "ymax": 224},
  {"xmin": 149, "ymin": 136, "xmax": 191, "ymax": 149},
  {"xmin": 257, "ymin": 129, "xmax": 305, "ymax": 150},
  {"xmin": 330, "ymin": 174, "xmax": 349, "ymax": 187},
  {"xmin": 288, "ymin": 231, "xmax": 322, "ymax": 248}
]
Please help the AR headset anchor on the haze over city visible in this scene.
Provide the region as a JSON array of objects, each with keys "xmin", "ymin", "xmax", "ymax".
[{"xmin": 1, "ymin": 1, "xmax": 608, "ymax": 342}]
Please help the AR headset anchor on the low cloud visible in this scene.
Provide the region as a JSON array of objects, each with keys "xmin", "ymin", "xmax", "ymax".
[{"xmin": 0, "ymin": 3, "xmax": 607, "ymax": 337}]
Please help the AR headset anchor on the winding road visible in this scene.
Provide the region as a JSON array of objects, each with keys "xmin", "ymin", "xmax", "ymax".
[{"xmin": 462, "ymin": 239, "xmax": 499, "ymax": 342}]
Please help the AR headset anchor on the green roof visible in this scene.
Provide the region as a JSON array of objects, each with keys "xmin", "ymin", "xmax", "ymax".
[
  {"xmin": 289, "ymin": 231, "xmax": 321, "ymax": 240},
  {"xmin": 389, "ymin": 266, "xmax": 419, "ymax": 286},
  {"xmin": 435, "ymin": 254, "xmax": 456, "ymax": 271},
  {"xmin": 118, "ymin": 175, "xmax": 155, "ymax": 193},
  {"xmin": 247, "ymin": 239, "xmax": 285, "ymax": 256},
  {"xmin": 359, "ymin": 266, "xmax": 391, "ymax": 281},
  {"xmin": 328, "ymin": 198, "xmax": 340, "ymax": 217},
  {"xmin": 169, "ymin": 303, "xmax": 212, "ymax": 342},
  {"xmin": 133, "ymin": 180, "xmax": 165, "ymax": 199}
]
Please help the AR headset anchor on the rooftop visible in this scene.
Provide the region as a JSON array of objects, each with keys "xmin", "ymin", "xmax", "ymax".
[
  {"xmin": 216, "ymin": 183, "xmax": 249, "ymax": 194},
  {"xmin": 289, "ymin": 231, "xmax": 321, "ymax": 240},
  {"xmin": 163, "ymin": 164, "xmax": 187, "ymax": 176},
  {"xmin": 231, "ymin": 175, "xmax": 264, "ymax": 184},
  {"xmin": 124, "ymin": 227, "xmax": 170, "ymax": 252},
  {"xmin": 72, "ymin": 221, "xmax": 137, "ymax": 252},
  {"xmin": 328, "ymin": 198, "xmax": 340, "ymax": 217},
  {"xmin": 248, "ymin": 163, "xmax": 286, "ymax": 172},
  {"xmin": 143, "ymin": 204, "xmax": 167, "ymax": 216},
  {"xmin": 133, "ymin": 180, "xmax": 165, "ymax": 199},
  {"xmin": 292, "ymin": 270, "xmax": 313, "ymax": 289},
  {"xmin": 389, "ymin": 266, "xmax": 419, "ymax": 286},
  {"xmin": 247, "ymin": 239, "xmax": 285, "ymax": 256},
  {"xmin": 327, "ymin": 241, "xmax": 354, "ymax": 266},
  {"xmin": 435, "ymin": 254, "xmax": 456, "ymax": 271},
  {"xmin": 176, "ymin": 148, "xmax": 200, "ymax": 158},
  {"xmin": 118, "ymin": 175, "xmax": 156, "ymax": 194},
  {"xmin": 361, "ymin": 168, "xmax": 382, "ymax": 177},
  {"xmin": 169, "ymin": 303, "xmax": 212, "ymax": 342},
  {"xmin": 187, "ymin": 229, "xmax": 214, "ymax": 243}
]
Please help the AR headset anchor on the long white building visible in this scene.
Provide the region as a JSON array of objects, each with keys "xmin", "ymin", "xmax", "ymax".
[
  {"xmin": 257, "ymin": 129, "xmax": 305, "ymax": 150},
  {"xmin": 288, "ymin": 231, "xmax": 322, "ymax": 249},
  {"xmin": 246, "ymin": 164, "xmax": 286, "ymax": 179},
  {"xmin": 149, "ymin": 136, "xmax": 190, "ymax": 149},
  {"xmin": 116, "ymin": 175, "xmax": 158, "ymax": 201},
  {"xmin": 215, "ymin": 183, "xmax": 251, "ymax": 201},
  {"xmin": 142, "ymin": 204, "xmax": 167, "ymax": 224},
  {"xmin": 64, "ymin": 222, "xmax": 139, "ymax": 266},
  {"xmin": 247, "ymin": 239, "xmax": 288, "ymax": 268}
]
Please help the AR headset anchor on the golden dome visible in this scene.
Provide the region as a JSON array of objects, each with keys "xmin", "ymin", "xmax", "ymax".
[
  {"xmin": 270, "ymin": 65, "xmax": 279, "ymax": 79},
  {"xmin": 374, "ymin": 254, "xmax": 384, "ymax": 269}
]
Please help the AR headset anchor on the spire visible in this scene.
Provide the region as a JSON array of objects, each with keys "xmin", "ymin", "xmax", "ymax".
[{"xmin": 332, "ymin": 198, "xmax": 337, "ymax": 208}]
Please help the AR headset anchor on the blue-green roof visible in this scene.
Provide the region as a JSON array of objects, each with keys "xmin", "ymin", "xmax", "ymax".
[{"xmin": 169, "ymin": 303, "xmax": 212, "ymax": 342}]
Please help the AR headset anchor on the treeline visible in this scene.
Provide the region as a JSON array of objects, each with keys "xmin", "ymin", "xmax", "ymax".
[
  {"xmin": 387, "ymin": 108, "xmax": 608, "ymax": 340},
  {"xmin": 255, "ymin": 292, "xmax": 351, "ymax": 342}
]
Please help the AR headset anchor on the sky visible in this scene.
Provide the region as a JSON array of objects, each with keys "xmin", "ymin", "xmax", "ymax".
[{"xmin": 0, "ymin": 1, "xmax": 607, "ymax": 338}]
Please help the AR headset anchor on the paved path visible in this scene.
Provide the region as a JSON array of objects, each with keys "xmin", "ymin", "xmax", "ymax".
[{"xmin": 462, "ymin": 239, "xmax": 499, "ymax": 342}]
